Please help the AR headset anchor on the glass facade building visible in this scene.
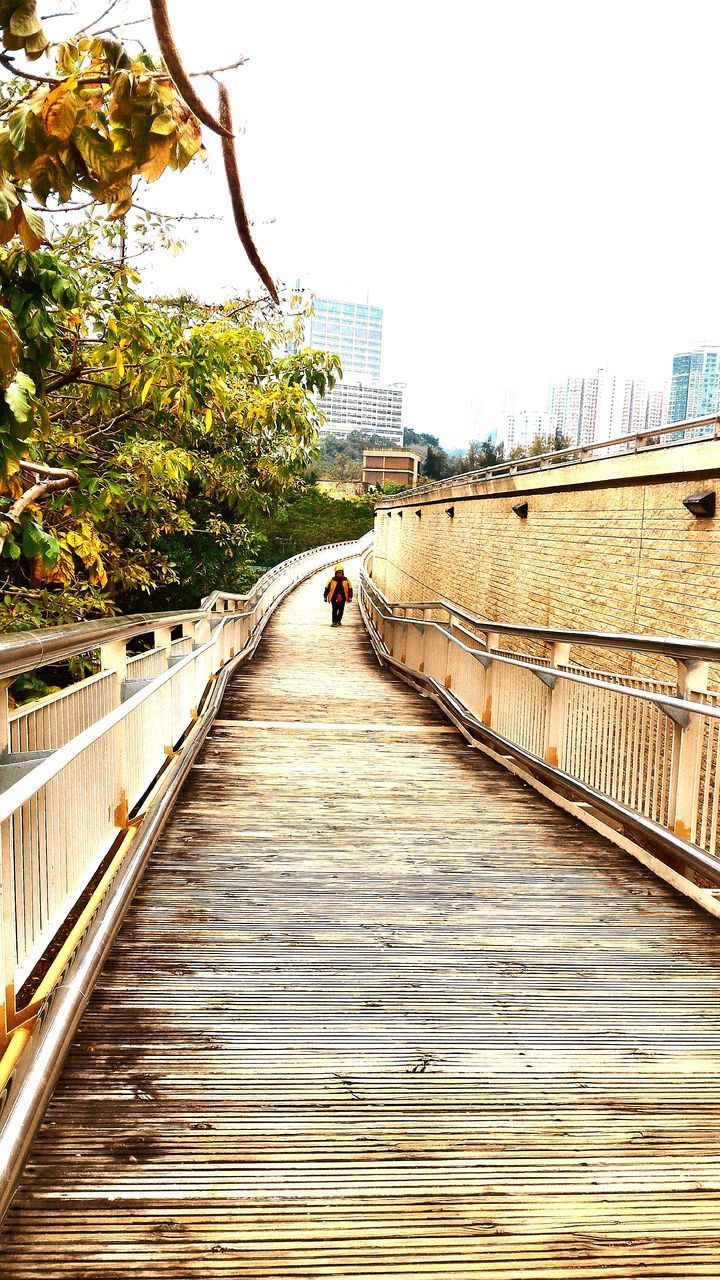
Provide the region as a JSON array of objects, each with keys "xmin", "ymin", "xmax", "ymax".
[
  {"xmin": 668, "ymin": 347, "xmax": 720, "ymax": 429},
  {"xmin": 309, "ymin": 298, "xmax": 383, "ymax": 382}
]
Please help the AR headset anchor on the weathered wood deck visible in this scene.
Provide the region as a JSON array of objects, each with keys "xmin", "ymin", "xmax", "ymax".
[{"xmin": 3, "ymin": 563, "xmax": 720, "ymax": 1276}]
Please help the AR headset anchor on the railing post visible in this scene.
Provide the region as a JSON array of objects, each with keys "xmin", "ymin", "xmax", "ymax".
[
  {"xmin": 99, "ymin": 641, "xmax": 126, "ymax": 703},
  {"xmin": 153, "ymin": 627, "xmax": 173, "ymax": 670},
  {"xmin": 544, "ymin": 642, "xmax": 571, "ymax": 767},
  {"xmin": 671, "ymin": 658, "xmax": 709, "ymax": 845},
  {"xmin": 195, "ymin": 616, "xmax": 212, "ymax": 648},
  {"xmin": 481, "ymin": 632, "xmax": 500, "ymax": 726},
  {"xmin": 100, "ymin": 641, "xmax": 128, "ymax": 828}
]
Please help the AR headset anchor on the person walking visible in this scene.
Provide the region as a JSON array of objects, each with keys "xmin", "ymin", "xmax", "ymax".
[{"xmin": 323, "ymin": 564, "xmax": 354, "ymax": 627}]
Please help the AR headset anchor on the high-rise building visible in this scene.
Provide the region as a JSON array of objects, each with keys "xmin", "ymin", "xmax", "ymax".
[
  {"xmin": 618, "ymin": 378, "xmax": 648, "ymax": 437},
  {"xmin": 505, "ymin": 368, "xmax": 665, "ymax": 455},
  {"xmin": 578, "ymin": 369, "xmax": 617, "ymax": 445},
  {"xmin": 317, "ymin": 381, "xmax": 404, "ymax": 444},
  {"xmin": 645, "ymin": 387, "xmax": 666, "ymax": 434},
  {"xmin": 501, "ymin": 408, "xmax": 546, "ymax": 454},
  {"xmin": 303, "ymin": 292, "xmax": 405, "ymax": 441},
  {"xmin": 309, "ymin": 297, "xmax": 383, "ymax": 382},
  {"xmin": 668, "ymin": 346, "xmax": 720, "ymax": 426}
]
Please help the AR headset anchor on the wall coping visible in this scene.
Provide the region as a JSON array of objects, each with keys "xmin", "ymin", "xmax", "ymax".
[{"xmin": 375, "ymin": 434, "xmax": 720, "ymax": 510}]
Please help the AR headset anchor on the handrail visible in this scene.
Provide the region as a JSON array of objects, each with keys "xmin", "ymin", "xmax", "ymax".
[
  {"xmin": 376, "ymin": 414, "xmax": 720, "ymax": 505},
  {"xmin": 359, "ymin": 556, "xmax": 720, "ymax": 888},
  {"xmin": 0, "ymin": 530, "xmax": 373, "ymax": 1042},
  {"xmin": 368, "ymin": 585, "xmax": 720, "ymax": 664},
  {"xmin": 0, "ymin": 537, "xmax": 371, "ymax": 682},
  {"xmin": 361, "ymin": 577, "xmax": 718, "ymax": 726}
]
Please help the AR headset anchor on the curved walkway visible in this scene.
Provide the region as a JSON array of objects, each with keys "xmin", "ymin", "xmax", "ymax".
[{"xmin": 3, "ymin": 565, "xmax": 720, "ymax": 1276}]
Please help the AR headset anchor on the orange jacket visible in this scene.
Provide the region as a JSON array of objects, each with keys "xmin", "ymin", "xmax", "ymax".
[{"xmin": 324, "ymin": 574, "xmax": 353, "ymax": 602}]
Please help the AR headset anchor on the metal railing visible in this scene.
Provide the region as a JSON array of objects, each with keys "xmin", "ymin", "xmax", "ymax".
[
  {"xmin": 359, "ymin": 553, "xmax": 720, "ymax": 884},
  {"xmin": 0, "ymin": 533, "xmax": 372, "ymax": 1041},
  {"xmin": 377, "ymin": 415, "xmax": 720, "ymax": 504}
]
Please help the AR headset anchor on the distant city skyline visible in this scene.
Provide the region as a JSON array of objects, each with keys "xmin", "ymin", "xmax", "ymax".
[{"xmin": 496, "ymin": 365, "xmax": 670, "ymax": 455}]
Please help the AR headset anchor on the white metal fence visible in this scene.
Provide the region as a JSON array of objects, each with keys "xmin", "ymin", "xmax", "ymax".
[
  {"xmin": 359, "ymin": 556, "xmax": 720, "ymax": 884},
  {"xmin": 0, "ymin": 534, "xmax": 372, "ymax": 1035}
]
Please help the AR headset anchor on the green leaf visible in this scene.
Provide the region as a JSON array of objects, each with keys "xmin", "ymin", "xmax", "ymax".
[
  {"xmin": 8, "ymin": 108, "xmax": 28, "ymax": 153},
  {"xmin": 21, "ymin": 519, "xmax": 43, "ymax": 557},
  {"xmin": 74, "ymin": 125, "xmax": 113, "ymax": 178},
  {"xmin": 5, "ymin": 370, "xmax": 35, "ymax": 424}
]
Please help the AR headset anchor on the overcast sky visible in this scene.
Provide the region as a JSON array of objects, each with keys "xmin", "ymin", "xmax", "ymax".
[{"xmin": 54, "ymin": 1, "xmax": 720, "ymax": 446}]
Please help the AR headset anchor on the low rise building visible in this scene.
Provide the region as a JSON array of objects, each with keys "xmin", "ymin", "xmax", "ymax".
[{"xmin": 363, "ymin": 448, "xmax": 419, "ymax": 490}]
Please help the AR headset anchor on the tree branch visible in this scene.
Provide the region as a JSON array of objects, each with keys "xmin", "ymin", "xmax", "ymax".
[
  {"xmin": 0, "ymin": 462, "xmax": 80, "ymax": 556},
  {"xmin": 45, "ymin": 363, "xmax": 84, "ymax": 392}
]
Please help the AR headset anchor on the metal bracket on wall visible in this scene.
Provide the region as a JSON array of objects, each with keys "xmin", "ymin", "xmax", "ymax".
[
  {"xmin": 658, "ymin": 701, "xmax": 691, "ymax": 729},
  {"xmin": 533, "ymin": 669, "xmax": 558, "ymax": 690}
]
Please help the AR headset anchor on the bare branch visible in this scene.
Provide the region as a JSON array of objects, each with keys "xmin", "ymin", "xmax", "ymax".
[
  {"xmin": 19, "ymin": 460, "xmax": 79, "ymax": 480},
  {"xmin": 83, "ymin": 0, "xmax": 121, "ymax": 34},
  {"xmin": 190, "ymin": 56, "xmax": 247, "ymax": 79}
]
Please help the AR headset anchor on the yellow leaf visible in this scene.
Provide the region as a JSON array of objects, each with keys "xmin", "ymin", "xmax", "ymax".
[
  {"xmin": 139, "ymin": 138, "xmax": 173, "ymax": 184},
  {"xmin": 107, "ymin": 316, "xmax": 117, "ymax": 334},
  {"xmin": 141, "ymin": 376, "xmax": 155, "ymax": 404},
  {"xmin": 204, "ymin": 407, "xmax": 212, "ymax": 432},
  {"xmin": 115, "ymin": 347, "xmax": 124, "ymax": 378},
  {"xmin": 41, "ymin": 86, "xmax": 78, "ymax": 141}
]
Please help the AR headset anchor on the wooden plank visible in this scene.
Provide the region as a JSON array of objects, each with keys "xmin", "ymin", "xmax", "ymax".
[{"xmin": 4, "ymin": 561, "xmax": 720, "ymax": 1275}]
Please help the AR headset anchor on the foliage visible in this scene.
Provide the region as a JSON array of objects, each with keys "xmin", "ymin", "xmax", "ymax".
[
  {"xmin": 0, "ymin": 214, "xmax": 340, "ymax": 627},
  {"xmin": 150, "ymin": 486, "xmax": 373, "ymax": 610},
  {"xmin": 523, "ymin": 428, "xmax": 571, "ymax": 457},
  {"xmin": 315, "ymin": 431, "xmax": 403, "ymax": 481},
  {"xmin": 0, "ymin": 34, "xmax": 202, "ymax": 234},
  {"xmin": 0, "ymin": 1, "xmax": 302, "ymax": 632},
  {"xmin": 418, "ymin": 437, "xmax": 505, "ymax": 481},
  {"xmin": 253, "ymin": 486, "xmax": 374, "ymax": 570}
]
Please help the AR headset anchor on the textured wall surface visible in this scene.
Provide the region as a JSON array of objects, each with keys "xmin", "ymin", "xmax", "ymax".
[{"xmin": 372, "ymin": 441, "xmax": 720, "ymax": 680}]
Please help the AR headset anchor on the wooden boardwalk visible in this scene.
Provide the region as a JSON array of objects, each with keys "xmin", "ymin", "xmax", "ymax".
[{"xmin": 4, "ymin": 563, "xmax": 720, "ymax": 1276}]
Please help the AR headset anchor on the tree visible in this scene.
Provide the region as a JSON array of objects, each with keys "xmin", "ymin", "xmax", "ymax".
[
  {"xmin": 0, "ymin": 4, "xmax": 337, "ymax": 627},
  {"xmin": 421, "ymin": 445, "xmax": 454, "ymax": 480},
  {"xmin": 249, "ymin": 488, "xmax": 374, "ymax": 576},
  {"xmin": 525, "ymin": 429, "xmax": 571, "ymax": 458},
  {"xmin": 456, "ymin": 438, "xmax": 505, "ymax": 473},
  {"xmin": 0, "ymin": 1, "xmax": 285, "ymax": 611},
  {"xmin": 0, "ymin": 214, "xmax": 340, "ymax": 626}
]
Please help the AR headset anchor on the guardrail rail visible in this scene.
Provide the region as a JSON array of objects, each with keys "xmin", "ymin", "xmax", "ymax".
[
  {"xmin": 0, "ymin": 533, "xmax": 373, "ymax": 1048},
  {"xmin": 377, "ymin": 414, "xmax": 720, "ymax": 505},
  {"xmin": 359, "ymin": 550, "xmax": 720, "ymax": 897}
]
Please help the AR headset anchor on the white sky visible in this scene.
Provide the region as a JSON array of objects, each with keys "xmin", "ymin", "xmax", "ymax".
[{"xmin": 51, "ymin": 1, "xmax": 720, "ymax": 446}]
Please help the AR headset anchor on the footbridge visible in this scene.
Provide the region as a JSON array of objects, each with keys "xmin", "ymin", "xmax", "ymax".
[{"xmin": 2, "ymin": 525, "xmax": 720, "ymax": 1276}]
